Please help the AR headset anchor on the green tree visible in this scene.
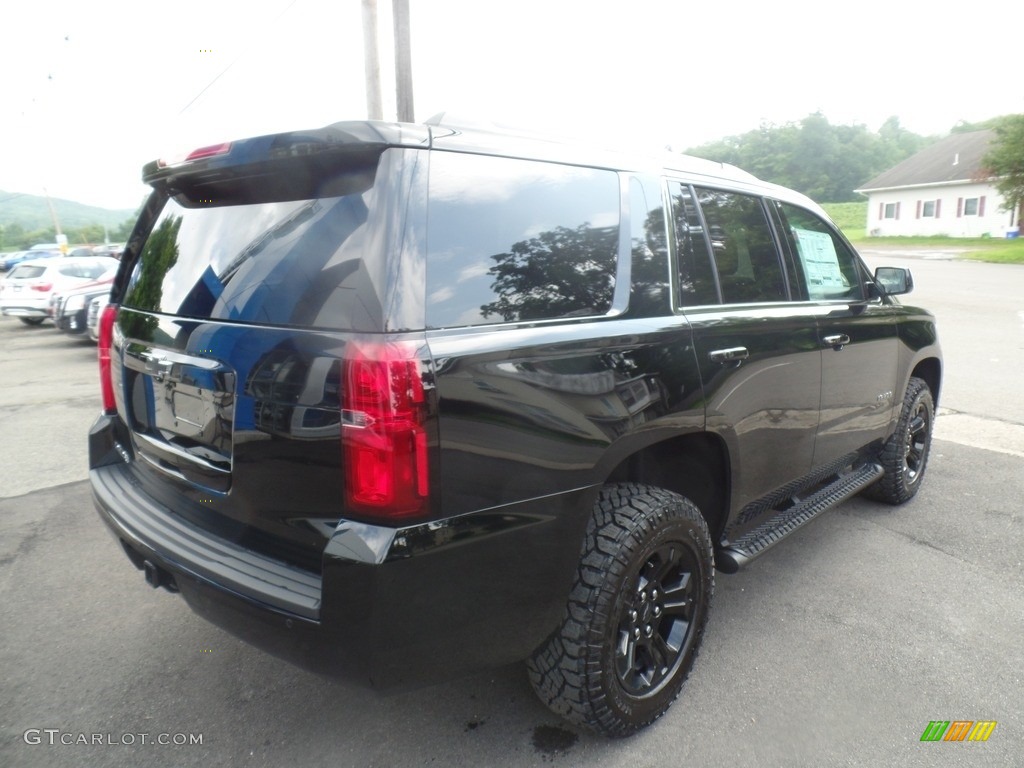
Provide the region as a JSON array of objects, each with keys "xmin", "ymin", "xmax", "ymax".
[
  {"xmin": 113, "ymin": 215, "xmax": 138, "ymax": 242},
  {"xmin": 0, "ymin": 223, "xmax": 23, "ymax": 250},
  {"xmin": 980, "ymin": 114, "xmax": 1024, "ymax": 214},
  {"xmin": 18, "ymin": 227, "xmax": 56, "ymax": 249},
  {"xmin": 686, "ymin": 113, "xmax": 933, "ymax": 203},
  {"xmin": 67, "ymin": 224, "xmax": 106, "ymax": 245}
]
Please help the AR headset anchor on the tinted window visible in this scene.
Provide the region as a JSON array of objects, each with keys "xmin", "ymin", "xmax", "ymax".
[
  {"xmin": 775, "ymin": 202, "xmax": 864, "ymax": 301},
  {"xmin": 627, "ymin": 177, "xmax": 670, "ymax": 316},
  {"xmin": 668, "ymin": 182, "xmax": 718, "ymax": 306},
  {"xmin": 426, "ymin": 153, "xmax": 619, "ymax": 328},
  {"xmin": 123, "ymin": 192, "xmax": 376, "ymax": 328},
  {"xmin": 694, "ymin": 189, "xmax": 787, "ymax": 304}
]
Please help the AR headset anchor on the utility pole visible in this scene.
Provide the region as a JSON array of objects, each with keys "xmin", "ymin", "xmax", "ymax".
[
  {"xmin": 362, "ymin": 0, "xmax": 383, "ymax": 120},
  {"xmin": 393, "ymin": 0, "xmax": 414, "ymax": 122},
  {"xmin": 43, "ymin": 188, "xmax": 67, "ymax": 252},
  {"xmin": 43, "ymin": 189, "xmax": 62, "ymax": 236}
]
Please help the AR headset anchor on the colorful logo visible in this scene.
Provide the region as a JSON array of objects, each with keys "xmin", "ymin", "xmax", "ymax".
[{"xmin": 920, "ymin": 721, "xmax": 997, "ymax": 742}]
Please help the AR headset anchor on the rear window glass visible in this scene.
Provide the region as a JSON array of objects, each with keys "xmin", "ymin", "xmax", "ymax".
[
  {"xmin": 122, "ymin": 193, "xmax": 374, "ymax": 328},
  {"xmin": 9, "ymin": 266, "xmax": 46, "ymax": 279},
  {"xmin": 425, "ymin": 152, "xmax": 620, "ymax": 328},
  {"xmin": 57, "ymin": 262, "xmax": 114, "ymax": 279}
]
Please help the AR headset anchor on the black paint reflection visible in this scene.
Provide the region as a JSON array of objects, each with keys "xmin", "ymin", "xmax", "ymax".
[{"xmin": 246, "ymin": 346, "xmax": 342, "ymax": 440}]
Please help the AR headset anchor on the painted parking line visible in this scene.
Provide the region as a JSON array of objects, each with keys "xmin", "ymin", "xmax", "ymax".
[{"xmin": 935, "ymin": 408, "xmax": 1024, "ymax": 459}]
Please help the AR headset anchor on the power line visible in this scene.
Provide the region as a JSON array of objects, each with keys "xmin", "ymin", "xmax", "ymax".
[{"xmin": 177, "ymin": 0, "xmax": 302, "ymax": 116}]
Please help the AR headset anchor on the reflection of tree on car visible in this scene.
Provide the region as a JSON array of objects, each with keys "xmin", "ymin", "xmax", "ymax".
[
  {"xmin": 481, "ymin": 223, "xmax": 617, "ymax": 322},
  {"xmin": 121, "ymin": 215, "xmax": 181, "ymax": 340}
]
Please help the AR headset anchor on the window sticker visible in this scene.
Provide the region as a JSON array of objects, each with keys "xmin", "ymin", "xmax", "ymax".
[{"xmin": 791, "ymin": 227, "xmax": 848, "ymax": 292}]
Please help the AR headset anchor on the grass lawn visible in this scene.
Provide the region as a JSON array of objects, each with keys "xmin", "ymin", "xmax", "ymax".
[{"xmin": 821, "ymin": 201, "xmax": 1024, "ymax": 264}]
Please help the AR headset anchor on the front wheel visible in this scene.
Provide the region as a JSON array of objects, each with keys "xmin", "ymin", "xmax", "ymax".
[
  {"xmin": 864, "ymin": 376, "xmax": 935, "ymax": 505},
  {"xmin": 18, "ymin": 317, "xmax": 45, "ymax": 326},
  {"xmin": 527, "ymin": 483, "xmax": 714, "ymax": 737}
]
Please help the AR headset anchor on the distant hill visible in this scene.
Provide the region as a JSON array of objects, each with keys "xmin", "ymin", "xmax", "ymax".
[{"xmin": 0, "ymin": 190, "xmax": 137, "ymax": 232}]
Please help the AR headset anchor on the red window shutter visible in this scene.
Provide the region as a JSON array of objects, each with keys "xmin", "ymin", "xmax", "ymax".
[
  {"xmin": 895, "ymin": 202, "xmax": 901, "ymax": 220},
  {"xmin": 979, "ymin": 196, "xmax": 986, "ymax": 217},
  {"xmin": 957, "ymin": 198, "xmax": 963, "ymax": 217},
  {"xmin": 935, "ymin": 199, "xmax": 941, "ymax": 219},
  {"xmin": 916, "ymin": 200, "xmax": 922, "ymax": 219}
]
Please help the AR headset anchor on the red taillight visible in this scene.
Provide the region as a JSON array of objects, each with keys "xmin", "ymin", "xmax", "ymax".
[
  {"xmin": 30, "ymin": 282, "xmax": 53, "ymax": 292},
  {"xmin": 157, "ymin": 142, "xmax": 232, "ymax": 168},
  {"xmin": 185, "ymin": 142, "xmax": 232, "ymax": 161},
  {"xmin": 98, "ymin": 304, "xmax": 118, "ymax": 414},
  {"xmin": 342, "ymin": 341, "xmax": 430, "ymax": 520}
]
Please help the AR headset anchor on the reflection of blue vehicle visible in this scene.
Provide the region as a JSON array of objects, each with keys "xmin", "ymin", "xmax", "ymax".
[{"xmin": 0, "ymin": 250, "xmax": 60, "ymax": 271}]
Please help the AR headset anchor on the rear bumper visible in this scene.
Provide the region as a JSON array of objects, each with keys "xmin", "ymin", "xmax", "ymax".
[
  {"xmin": 88, "ymin": 414, "xmax": 591, "ymax": 688},
  {"xmin": 1, "ymin": 305, "xmax": 48, "ymax": 318},
  {"xmin": 91, "ymin": 463, "xmax": 323, "ymax": 619}
]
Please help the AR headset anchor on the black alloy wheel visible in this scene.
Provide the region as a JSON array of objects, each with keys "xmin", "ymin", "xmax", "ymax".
[
  {"xmin": 527, "ymin": 483, "xmax": 713, "ymax": 737},
  {"xmin": 615, "ymin": 542, "xmax": 700, "ymax": 697},
  {"xmin": 864, "ymin": 376, "xmax": 935, "ymax": 505}
]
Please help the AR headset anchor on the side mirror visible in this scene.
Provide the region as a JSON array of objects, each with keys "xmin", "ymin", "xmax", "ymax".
[{"xmin": 874, "ymin": 266, "xmax": 914, "ymax": 296}]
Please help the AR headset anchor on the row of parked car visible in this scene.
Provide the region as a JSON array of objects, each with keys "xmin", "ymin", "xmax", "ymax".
[
  {"xmin": 0, "ymin": 252, "xmax": 120, "ymax": 341},
  {"xmin": 0, "ymin": 243, "xmax": 124, "ymax": 272}
]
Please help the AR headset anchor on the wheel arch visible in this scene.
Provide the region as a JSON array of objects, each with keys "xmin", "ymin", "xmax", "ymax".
[
  {"xmin": 601, "ymin": 431, "xmax": 730, "ymax": 544},
  {"xmin": 910, "ymin": 356, "xmax": 942, "ymax": 407}
]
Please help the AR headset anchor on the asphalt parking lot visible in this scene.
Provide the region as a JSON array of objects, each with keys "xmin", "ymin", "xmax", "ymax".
[{"xmin": 1, "ymin": 251, "xmax": 1022, "ymax": 767}]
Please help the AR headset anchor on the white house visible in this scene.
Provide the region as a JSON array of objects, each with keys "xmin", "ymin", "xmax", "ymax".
[{"xmin": 856, "ymin": 130, "xmax": 1021, "ymax": 238}]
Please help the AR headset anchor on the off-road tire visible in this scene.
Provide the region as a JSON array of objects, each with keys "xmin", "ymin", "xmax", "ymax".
[
  {"xmin": 526, "ymin": 483, "xmax": 714, "ymax": 738},
  {"xmin": 863, "ymin": 376, "xmax": 934, "ymax": 505}
]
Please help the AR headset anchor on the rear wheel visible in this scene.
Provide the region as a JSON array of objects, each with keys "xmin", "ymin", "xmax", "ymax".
[
  {"xmin": 527, "ymin": 483, "xmax": 714, "ymax": 737},
  {"xmin": 864, "ymin": 376, "xmax": 934, "ymax": 504},
  {"xmin": 18, "ymin": 317, "xmax": 45, "ymax": 326}
]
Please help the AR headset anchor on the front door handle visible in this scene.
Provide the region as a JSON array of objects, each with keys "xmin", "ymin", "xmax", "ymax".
[
  {"xmin": 823, "ymin": 334, "xmax": 851, "ymax": 350},
  {"xmin": 710, "ymin": 346, "xmax": 749, "ymax": 364}
]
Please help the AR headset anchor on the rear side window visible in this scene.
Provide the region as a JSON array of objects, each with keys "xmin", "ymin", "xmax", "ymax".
[
  {"xmin": 694, "ymin": 188, "xmax": 787, "ymax": 304},
  {"xmin": 668, "ymin": 182, "xmax": 718, "ymax": 306},
  {"xmin": 425, "ymin": 153, "xmax": 620, "ymax": 328},
  {"xmin": 627, "ymin": 176, "xmax": 670, "ymax": 316}
]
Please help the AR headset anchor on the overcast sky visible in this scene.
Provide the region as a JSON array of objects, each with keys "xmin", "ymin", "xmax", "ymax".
[{"xmin": 4, "ymin": 0, "xmax": 1022, "ymax": 210}]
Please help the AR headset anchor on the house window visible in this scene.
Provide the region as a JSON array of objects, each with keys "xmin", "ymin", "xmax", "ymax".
[
  {"xmin": 959, "ymin": 196, "xmax": 986, "ymax": 217},
  {"xmin": 922, "ymin": 200, "xmax": 936, "ymax": 218},
  {"xmin": 883, "ymin": 203, "xmax": 899, "ymax": 219}
]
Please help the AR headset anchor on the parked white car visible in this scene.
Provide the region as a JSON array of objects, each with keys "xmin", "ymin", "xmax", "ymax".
[{"xmin": 0, "ymin": 257, "xmax": 118, "ymax": 325}]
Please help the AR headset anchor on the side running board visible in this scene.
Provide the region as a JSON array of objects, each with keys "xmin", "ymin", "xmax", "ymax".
[{"xmin": 716, "ymin": 463, "xmax": 884, "ymax": 573}]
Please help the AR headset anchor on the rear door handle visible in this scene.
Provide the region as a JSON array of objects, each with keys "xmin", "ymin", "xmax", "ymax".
[
  {"xmin": 710, "ymin": 346, "xmax": 749, "ymax": 364},
  {"xmin": 823, "ymin": 334, "xmax": 851, "ymax": 349}
]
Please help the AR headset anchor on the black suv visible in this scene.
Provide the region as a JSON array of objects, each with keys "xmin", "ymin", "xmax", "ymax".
[{"xmin": 89, "ymin": 119, "xmax": 941, "ymax": 737}]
